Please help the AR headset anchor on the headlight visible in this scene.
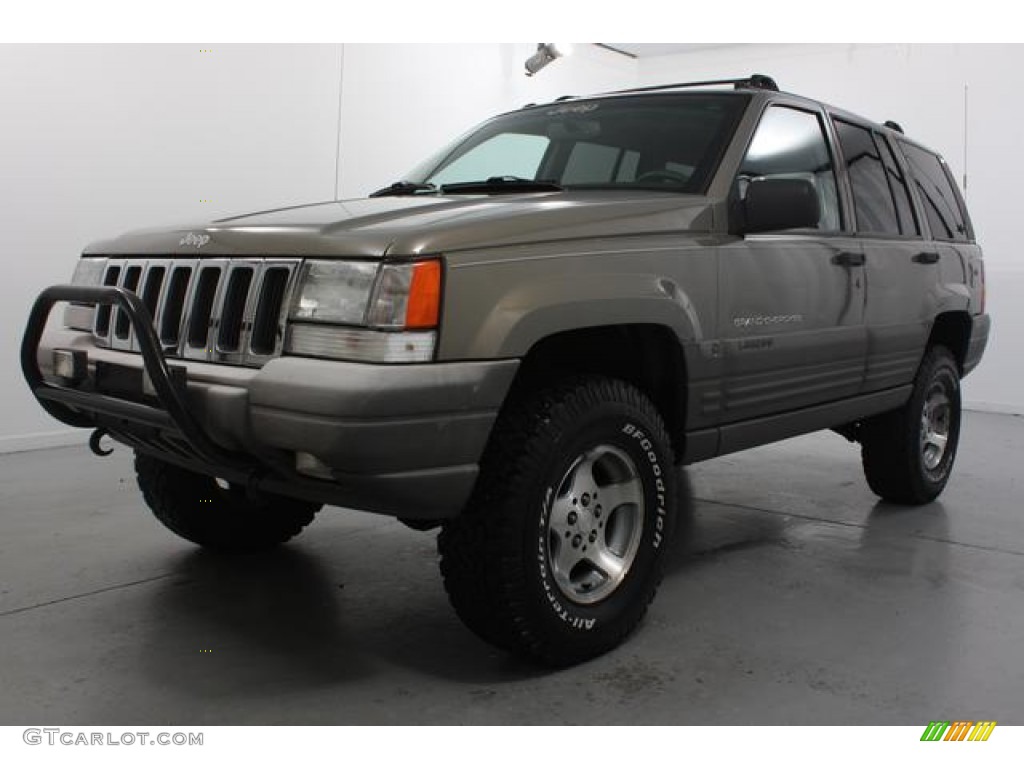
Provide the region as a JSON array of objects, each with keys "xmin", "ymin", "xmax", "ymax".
[
  {"xmin": 290, "ymin": 260, "xmax": 379, "ymax": 324},
  {"xmin": 285, "ymin": 257, "xmax": 443, "ymax": 363},
  {"xmin": 64, "ymin": 257, "xmax": 108, "ymax": 331}
]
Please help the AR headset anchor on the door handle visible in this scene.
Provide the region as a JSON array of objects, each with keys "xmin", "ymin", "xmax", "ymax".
[
  {"xmin": 832, "ymin": 251, "xmax": 865, "ymax": 267},
  {"xmin": 913, "ymin": 251, "xmax": 940, "ymax": 264}
]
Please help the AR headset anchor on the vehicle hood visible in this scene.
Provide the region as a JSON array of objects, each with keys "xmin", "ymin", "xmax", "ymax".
[{"xmin": 83, "ymin": 192, "xmax": 717, "ymax": 259}]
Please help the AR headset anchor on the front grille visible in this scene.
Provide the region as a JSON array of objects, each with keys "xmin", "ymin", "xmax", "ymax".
[{"xmin": 94, "ymin": 257, "xmax": 300, "ymax": 366}]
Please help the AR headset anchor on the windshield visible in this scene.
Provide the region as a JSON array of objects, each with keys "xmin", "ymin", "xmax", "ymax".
[{"xmin": 404, "ymin": 93, "xmax": 749, "ymax": 194}]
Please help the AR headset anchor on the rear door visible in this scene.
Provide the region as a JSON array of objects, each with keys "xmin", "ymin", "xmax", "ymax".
[
  {"xmin": 831, "ymin": 119, "xmax": 939, "ymax": 392},
  {"xmin": 718, "ymin": 103, "xmax": 866, "ymax": 423},
  {"xmin": 897, "ymin": 139, "xmax": 979, "ymax": 317}
]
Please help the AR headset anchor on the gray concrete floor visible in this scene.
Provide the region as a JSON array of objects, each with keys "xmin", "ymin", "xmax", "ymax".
[{"xmin": 1, "ymin": 411, "xmax": 1022, "ymax": 725}]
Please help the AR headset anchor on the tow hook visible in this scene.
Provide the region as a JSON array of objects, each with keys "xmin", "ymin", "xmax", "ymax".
[{"xmin": 89, "ymin": 428, "xmax": 114, "ymax": 457}]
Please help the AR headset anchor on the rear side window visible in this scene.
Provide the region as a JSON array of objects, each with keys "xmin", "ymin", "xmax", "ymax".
[
  {"xmin": 835, "ymin": 119, "xmax": 912, "ymax": 236},
  {"xmin": 879, "ymin": 135, "xmax": 919, "ymax": 236},
  {"xmin": 898, "ymin": 142, "xmax": 969, "ymax": 242},
  {"xmin": 737, "ymin": 105, "xmax": 841, "ymax": 231}
]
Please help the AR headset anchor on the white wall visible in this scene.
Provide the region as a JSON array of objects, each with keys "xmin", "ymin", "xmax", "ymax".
[
  {"xmin": 639, "ymin": 44, "xmax": 1024, "ymax": 413},
  {"xmin": 0, "ymin": 44, "xmax": 636, "ymax": 451}
]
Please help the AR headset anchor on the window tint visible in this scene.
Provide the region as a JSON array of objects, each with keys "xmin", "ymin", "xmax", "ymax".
[
  {"xmin": 899, "ymin": 142, "xmax": 968, "ymax": 241},
  {"xmin": 415, "ymin": 93, "xmax": 749, "ymax": 193},
  {"xmin": 428, "ymin": 133, "xmax": 549, "ymax": 186},
  {"xmin": 738, "ymin": 106, "xmax": 841, "ymax": 231},
  {"xmin": 879, "ymin": 135, "xmax": 919, "ymax": 235},
  {"xmin": 834, "ymin": 120, "xmax": 901, "ymax": 235}
]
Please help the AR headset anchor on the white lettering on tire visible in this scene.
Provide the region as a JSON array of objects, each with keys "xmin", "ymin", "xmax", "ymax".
[
  {"xmin": 538, "ymin": 485, "xmax": 597, "ymax": 630},
  {"xmin": 622, "ymin": 423, "xmax": 667, "ymax": 548},
  {"xmin": 535, "ymin": 419, "xmax": 670, "ymax": 631}
]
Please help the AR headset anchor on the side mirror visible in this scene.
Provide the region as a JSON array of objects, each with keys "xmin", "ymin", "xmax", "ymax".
[{"xmin": 742, "ymin": 177, "xmax": 820, "ymax": 234}]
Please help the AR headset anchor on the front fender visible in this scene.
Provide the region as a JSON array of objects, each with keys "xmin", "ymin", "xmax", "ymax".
[{"xmin": 448, "ymin": 270, "xmax": 705, "ymax": 359}]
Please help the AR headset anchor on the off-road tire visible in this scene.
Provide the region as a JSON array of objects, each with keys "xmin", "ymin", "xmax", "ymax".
[
  {"xmin": 438, "ymin": 376, "xmax": 676, "ymax": 666},
  {"xmin": 135, "ymin": 452, "xmax": 320, "ymax": 550},
  {"xmin": 860, "ymin": 345, "xmax": 962, "ymax": 504}
]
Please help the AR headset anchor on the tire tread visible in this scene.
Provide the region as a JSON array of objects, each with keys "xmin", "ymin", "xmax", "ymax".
[
  {"xmin": 439, "ymin": 376, "xmax": 674, "ymax": 666},
  {"xmin": 135, "ymin": 453, "xmax": 319, "ymax": 550}
]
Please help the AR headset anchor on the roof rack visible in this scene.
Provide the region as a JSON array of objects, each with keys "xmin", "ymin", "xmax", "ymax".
[{"xmin": 603, "ymin": 73, "xmax": 779, "ymax": 96}]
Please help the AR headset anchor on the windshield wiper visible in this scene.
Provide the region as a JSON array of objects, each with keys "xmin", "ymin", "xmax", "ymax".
[
  {"xmin": 439, "ymin": 176, "xmax": 564, "ymax": 195},
  {"xmin": 369, "ymin": 181, "xmax": 438, "ymax": 198}
]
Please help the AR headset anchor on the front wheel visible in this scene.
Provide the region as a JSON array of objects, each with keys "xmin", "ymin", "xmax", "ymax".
[
  {"xmin": 860, "ymin": 345, "xmax": 962, "ymax": 504},
  {"xmin": 135, "ymin": 453, "xmax": 321, "ymax": 550},
  {"xmin": 438, "ymin": 377, "xmax": 677, "ymax": 666}
]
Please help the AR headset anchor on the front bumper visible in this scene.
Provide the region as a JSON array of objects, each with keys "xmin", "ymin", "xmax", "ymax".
[{"xmin": 23, "ymin": 285, "xmax": 518, "ymax": 519}]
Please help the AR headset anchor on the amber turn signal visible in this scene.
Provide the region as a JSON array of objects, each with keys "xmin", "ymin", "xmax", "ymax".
[{"xmin": 405, "ymin": 260, "xmax": 442, "ymax": 329}]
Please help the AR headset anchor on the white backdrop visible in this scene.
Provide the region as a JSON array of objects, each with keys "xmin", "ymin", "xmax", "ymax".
[{"xmin": 0, "ymin": 43, "xmax": 1017, "ymax": 452}]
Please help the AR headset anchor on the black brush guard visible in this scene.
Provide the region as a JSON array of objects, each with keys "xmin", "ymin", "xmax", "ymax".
[
  {"xmin": 21, "ymin": 285, "xmax": 249, "ymax": 467},
  {"xmin": 20, "ymin": 284, "xmax": 344, "ymax": 506}
]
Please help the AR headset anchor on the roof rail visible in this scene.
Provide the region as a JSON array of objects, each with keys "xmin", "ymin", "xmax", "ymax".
[
  {"xmin": 883, "ymin": 120, "xmax": 905, "ymax": 134},
  {"xmin": 602, "ymin": 73, "xmax": 779, "ymax": 96}
]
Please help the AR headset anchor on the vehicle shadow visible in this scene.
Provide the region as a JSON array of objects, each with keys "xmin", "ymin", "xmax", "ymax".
[
  {"xmin": 136, "ymin": 466, "xmax": 867, "ymax": 693},
  {"xmin": 137, "ymin": 531, "xmax": 548, "ymax": 692},
  {"xmin": 138, "ymin": 546, "xmax": 374, "ymax": 697}
]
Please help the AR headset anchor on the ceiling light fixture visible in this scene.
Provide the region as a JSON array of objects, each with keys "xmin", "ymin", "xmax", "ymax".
[{"xmin": 525, "ymin": 43, "xmax": 573, "ymax": 76}]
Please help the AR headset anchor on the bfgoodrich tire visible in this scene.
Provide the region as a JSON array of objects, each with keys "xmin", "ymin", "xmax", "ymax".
[
  {"xmin": 860, "ymin": 345, "xmax": 962, "ymax": 505},
  {"xmin": 135, "ymin": 452, "xmax": 320, "ymax": 550},
  {"xmin": 438, "ymin": 377, "xmax": 676, "ymax": 666}
]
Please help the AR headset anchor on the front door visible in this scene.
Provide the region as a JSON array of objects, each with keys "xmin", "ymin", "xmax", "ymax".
[{"xmin": 719, "ymin": 104, "xmax": 866, "ymax": 424}]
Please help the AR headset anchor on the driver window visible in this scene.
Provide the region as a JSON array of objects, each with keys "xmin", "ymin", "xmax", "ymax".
[{"xmin": 738, "ymin": 106, "xmax": 842, "ymax": 232}]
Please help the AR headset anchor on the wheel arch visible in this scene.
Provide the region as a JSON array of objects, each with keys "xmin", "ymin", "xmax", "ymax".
[
  {"xmin": 927, "ymin": 311, "xmax": 972, "ymax": 374},
  {"xmin": 502, "ymin": 324, "xmax": 690, "ymax": 457}
]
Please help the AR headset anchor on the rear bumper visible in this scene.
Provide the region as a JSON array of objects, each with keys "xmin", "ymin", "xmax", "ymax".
[
  {"xmin": 24, "ymin": 285, "xmax": 517, "ymax": 519},
  {"xmin": 963, "ymin": 312, "xmax": 991, "ymax": 377}
]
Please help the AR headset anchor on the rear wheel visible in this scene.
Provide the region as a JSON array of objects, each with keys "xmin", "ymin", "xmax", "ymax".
[
  {"xmin": 860, "ymin": 345, "xmax": 961, "ymax": 504},
  {"xmin": 438, "ymin": 377, "xmax": 676, "ymax": 666},
  {"xmin": 135, "ymin": 452, "xmax": 320, "ymax": 550}
]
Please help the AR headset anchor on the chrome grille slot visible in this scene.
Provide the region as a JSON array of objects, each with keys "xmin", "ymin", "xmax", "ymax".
[
  {"xmin": 250, "ymin": 267, "xmax": 291, "ymax": 356},
  {"xmin": 140, "ymin": 265, "xmax": 166, "ymax": 321},
  {"xmin": 217, "ymin": 266, "xmax": 254, "ymax": 352},
  {"xmin": 94, "ymin": 264, "xmax": 122, "ymax": 338},
  {"xmin": 113, "ymin": 264, "xmax": 143, "ymax": 341},
  {"xmin": 186, "ymin": 266, "xmax": 222, "ymax": 351},
  {"xmin": 159, "ymin": 266, "xmax": 193, "ymax": 347},
  {"xmin": 93, "ymin": 257, "xmax": 300, "ymax": 366}
]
